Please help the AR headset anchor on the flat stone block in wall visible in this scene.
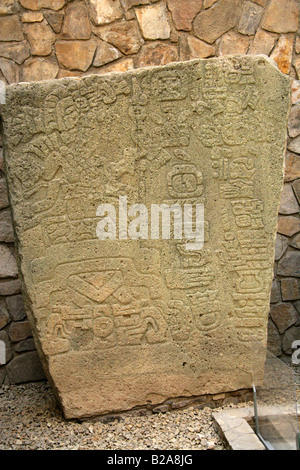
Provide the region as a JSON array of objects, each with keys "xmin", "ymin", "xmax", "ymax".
[
  {"xmin": 0, "ymin": 57, "xmax": 290, "ymax": 418},
  {"xmin": 6, "ymin": 351, "xmax": 45, "ymax": 384}
]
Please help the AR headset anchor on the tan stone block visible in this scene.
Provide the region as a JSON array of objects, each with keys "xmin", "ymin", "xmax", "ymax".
[
  {"xmin": 181, "ymin": 36, "xmax": 215, "ymax": 60},
  {"xmin": 0, "ymin": 58, "xmax": 19, "ymax": 84},
  {"xmin": 22, "ymin": 57, "xmax": 59, "ymax": 81},
  {"xmin": 55, "ymin": 40, "xmax": 96, "ymax": 72},
  {"xmin": 19, "ymin": 0, "xmax": 65, "ymax": 10},
  {"xmin": 88, "ymin": 0, "xmax": 123, "ymax": 26},
  {"xmin": 138, "ymin": 42, "xmax": 178, "ymax": 68},
  {"xmin": 61, "ymin": 1, "xmax": 91, "ymax": 40},
  {"xmin": 0, "ymin": 16, "xmax": 24, "ymax": 42},
  {"xmin": 135, "ymin": 3, "xmax": 171, "ymax": 40},
  {"xmin": 21, "ymin": 12, "xmax": 43, "ymax": 22},
  {"xmin": 285, "ymin": 151, "xmax": 300, "ymax": 182},
  {"xmin": 167, "ymin": 0, "xmax": 202, "ymax": 32},
  {"xmin": 270, "ymin": 34, "xmax": 294, "ymax": 75},
  {"xmin": 95, "ymin": 20, "xmax": 144, "ymax": 55},
  {"xmin": 270, "ymin": 302, "xmax": 298, "ymax": 333},
  {"xmin": 294, "ymin": 57, "xmax": 300, "ymax": 80},
  {"xmin": 277, "ymin": 215, "xmax": 300, "ymax": 236},
  {"xmin": 219, "ymin": 31, "xmax": 250, "ymax": 56},
  {"xmin": 278, "ymin": 183, "xmax": 299, "ymax": 214},
  {"xmin": 249, "ymin": 29, "xmax": 277, "ymax": 55},
  {"xmin": 0, "ymin": 41, "xmax": 31, "ymax": 65},
  {"xmin": 274, "ymin": 233, "xmax": 288, "ymax": 261},
  {"xmin": 44, "ymin": 11, "xmax": 64, "ymax": 34},
  {"xmin": 288, "ymin": 104, "xmax": 300, "ymax": 138},
  {"xmin": 0, "ymin": 245, "xmax": 18, "ymax": 278},
  {"xmin": 296, "ymin": 37, "xmax": 300, "ymax": 54},
  {"xmin": 24, "ymin": 21, "xmax": 55, "ymax": 56},
  {"xmin": 203, "ymin": 0, "xmax": 217, "ymax": 8},
  {"xmin": 194, "ymin": 0, "xmax": 241, "ymax": 44},
  {"xmin": 238, "ymin": 1, "xmax": 263, "ymax": 36},
  {"xmin": 262, "ymin": 0, "xmax": 298, "ymax": 34},
  {"xmin": 0, "ymin": 0, "xmax": 19, "ymax": 15},
  {"xmin": 98, "ymin": 57, "xmax": 134, "ymax": 73},
  {"xmin": 57, "ymin": 69, "xmax": 82, "ymax": 79},
  {"xmin": 93, "ymin": 41, "xmax": 122, "ymax": 67},
  {"xmin": 0, "ymin": 57, "xmax": 290, "ymax": 418}
]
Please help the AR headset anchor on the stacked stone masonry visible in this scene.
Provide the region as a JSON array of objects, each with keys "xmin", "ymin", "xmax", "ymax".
[{"xmin": 0, "ymin": 0, "xmax": 299, "ymax": 386}]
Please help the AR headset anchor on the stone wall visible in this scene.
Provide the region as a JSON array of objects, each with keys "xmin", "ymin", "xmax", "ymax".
[{"xmin": 0, "ymin": 0, "xmax": 299, "ymax": 386}]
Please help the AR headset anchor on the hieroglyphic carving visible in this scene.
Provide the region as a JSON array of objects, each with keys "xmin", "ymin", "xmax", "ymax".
[{"xmin": 0, "ymin": 57, "xmax": 290, "ymax": 418}]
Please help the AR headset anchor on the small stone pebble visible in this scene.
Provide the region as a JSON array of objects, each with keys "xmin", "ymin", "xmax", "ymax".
[{"xmin": 0, "ymin": 382, "xmax": 226, "ymax": 450}]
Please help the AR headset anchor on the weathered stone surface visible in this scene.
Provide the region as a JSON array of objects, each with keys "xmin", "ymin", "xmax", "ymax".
[
  {"xmin": 21, "ymin": 12, "xmax": 43, "ymax": 22},
  {"xmin": 193, "ymin": 0, "xmax": 241, "ymax": 44},
  {"xmin": 22, "ymin": 57, "xmax": 59, "ymax": 81},
  {"xmin": 88, "ymin": 0, "xmax": 123, "ymax": 26},
  {"xmin": 294, "ymin": 58, "xmax": 300, "ymax": 81},
  {"xmin": 277, "ymin": 250, "xmax": 300, "ymax": 277},
  {"xmin": 267, "ymin": 320, "xmax": 281, "ymax": 356},
  {"xmin": 0, "ymin": 178, "xmax": 9, "ymax": 209},
  {"xmin": 0, "ymin": 41, "xmax": 31, "ymax": 65},
  {"xmin": 288, "ymin": 136, "xmax": 300, "ymax": 154},
  {"xmin": 19, "ymin": 0, "xmax": 65, "ymax": 10},
  {"xmin": 55, "ymin": 40, "xmax": 96, "ymax": 71},
  {"xmin": 290, "ymin": 233, "xmax": 300, "ymax": 249},
  {"xmin": 138, "ymin": 42, "xmax": 178, "ymax": 67},
  {"xmin": 0, "ymin": 16, "xmax": 24, "ymax": 42},
  {"xmin": 57, "ymin": 69, "xmax": 81, "ymax": 79},
  {"xmin": 6, "ymin": 294, "xmax": 26, "ymax": 321},
  {"xmin": 219, "ymin": 31, "xmax": 250, "ymax": 56},
  {"xmin": 0, "ymin": 330, "xmax": 12, "ymax": 363},
  {"xmin": 270, "ymin": 34, "xmax": 294, "ymax": 75},
  {"xmin": 6, "ymin": 351, "xmax": 45, "ymax": 384},
  {"xmin": 262, "ymin": 0, "xmax": 298, "ymax": 34},
  {"xmin": 0, "ymin": 58, "xmax": 19, "ymax": 84},
  {"xmin": 44, "ymin": 11, "xmax": 64, "ymax": 33},
  {"xmin": 8, "ymin": 321, "xmax": 32, "ymax": 343},
  {"xmin": 23, "ymin": 21, "xmax": 55, "ymax": 56},
  {"xmin": 180, "ymin": 36, "xmax": 215, "ymax": 60},
  {"xmin": 0, "ymin": 0, "xmax": 19, "ymax": 15},
  {"xmin": 270, "ymin": 280, "xmax": 281, "ymax": 303},
  {"xmin": 281, "ymin": 278, "xmax": 300, "ymax": 301},
  {"xmin": 277, "ymin": 216, "xmax": 300, "ymax": 236},
  {"xmin": 95, "ymin": 20, "xmax": 144, "ymax": 55},
  {"xmin": 274, "ymin": 233, "xmax": 288, "ymax": 261},
  {"xmin": 292, "ymin": 179, "xmax": 300, "ymax": 204},
  {"xmin": 278, "ymin": 184, "xmax": 299, "ymax": 214},
  {"xmin": 0, "ymin": 57, "xmax": 290, "ymax": 418},
  {"xmin": 0, "ymin": 208, "xmax": 14, "ymax": 242},
  {"xmin": 291, "ymin": 80, "xmax": 300, "ymax": 105},
  {"xmin": 283, "ymin": 326, "xmax": 300, "ymax": 354},
  {"xmin": 203, "ymin": 0, "xmax": 217, "ymax": 8},
  {"xmin": 98, "ymin": 57, "xmax": 134, "ymax": 73},
  {"xmin": 14, "ymin": 338, "xmax": 36, "ymax": 352},
  {"xmin": 0, "ymin": 300, "xmax": 10, "ymax": 330},
  {"xmin": 0, "ymin": 279, "xmax": 21, "ymax": 296},
  {"xmin": 248, "ymin": 29, "xmax": 277, "ymax": 55},
  {"xmin": 167, "ymin": 0, "xmax": 202, "ymax": 31},
  {"xmin": 61, "ymin": 1, "xmax": 91, "ymax": 40},
  {"xmin": 135, "ymin": 3, "xmax": 170, "ymax": 40},
  {"xmin": 237, "ymin": 1, "xmax": 263, "ymax": 36},
  {"xmin": 270, "ymin": 302, "xmax": 298, "ymax": 334},
  {"xmin": 288, "ymin": 104, "xmax": 300, "ymax": 138},
  {"xmin": 93, "ymin": 41, "xmax": 122, "ymax": 67},
  {"xmin": 0, "ymin": 245, "xmax": 18, "ymax": 278}
]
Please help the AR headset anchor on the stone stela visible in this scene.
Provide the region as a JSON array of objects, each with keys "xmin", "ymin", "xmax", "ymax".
[{"xmin": 0, "ymin": 57, "xmax": 290, "ymax": 419}]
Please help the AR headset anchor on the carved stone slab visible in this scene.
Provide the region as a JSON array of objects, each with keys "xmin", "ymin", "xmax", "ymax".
[{"xmin": 0, "ymin": 57, "xmax": 290, "ymax": 418}]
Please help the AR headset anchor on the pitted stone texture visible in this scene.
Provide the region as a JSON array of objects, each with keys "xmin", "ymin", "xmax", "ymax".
[
  {"xmin": 261, "ymin": 0, "xmax": 298, "ymax": 34},
  {"xmin": 0, "ymin": 57, "xmax": 290, "ymax": 418}
]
